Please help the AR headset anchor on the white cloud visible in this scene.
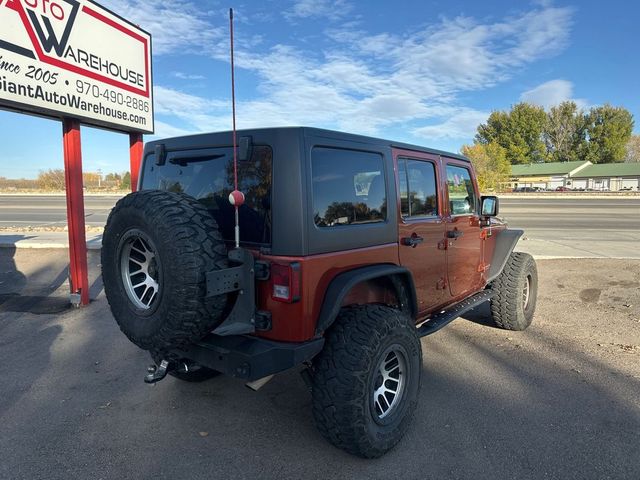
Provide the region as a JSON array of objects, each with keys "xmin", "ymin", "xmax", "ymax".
[
  {"xmin": 352, "ymin": 5, "xmax": 574, "ymax": 93},
  {"xmin": 101, "ymin": 0, "xmax": 227, "ymax": 55},
  {"xmin": 155, "ymin": 86, "xmax": 211, "ymax": 115},
  {"xmin": 413, "ymin": 109, "xmax": 490, "ymax": 141},
  {"xmin": 171, "ymin": 72, "xmax": 206, "ymax": 81},
  {"xmin": 284, "ymin": 0, "xmax": 352, "ymax": 21},
  {"xmin": 520, "ymin": 79, "xmax": 587, "ymax": 109},
  {"xmin": 153, "ymin": 86, "xmax": 231, "ymax": 131},
  {"xmin": 115, "ymin": 2, "xmax": 574, "ymax": 143},
  {"xmin": 151, "ymin": 121, "xmax": 195, "ymax": 139}
]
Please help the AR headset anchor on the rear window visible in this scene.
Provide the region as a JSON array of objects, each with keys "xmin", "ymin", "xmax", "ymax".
[
  {"xmin": 141, "ymin": 145, "xmax": 272, "ymax": 246},
  {"xmin": 311, "ymin": 147, "xmax": 386, "ymax": 227}
]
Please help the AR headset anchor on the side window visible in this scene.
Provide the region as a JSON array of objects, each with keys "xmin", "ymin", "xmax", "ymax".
[
  {"xmin": 398, "ymin": 158, "xmax": 438, "ymax": 218},
  {"xmin": 446, "ymin": 164, "xmax": 477, "ymax": 215},
  {"xmin": 312, "ymin": 147, "xmax": 386, "ymax": 227}
]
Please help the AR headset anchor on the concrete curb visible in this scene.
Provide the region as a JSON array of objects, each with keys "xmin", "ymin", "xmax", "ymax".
[
  {"xmin": 1, "ymin": 236, "xmax": 637, "ymax": 261},
  {"xmin": 0, "ymin": 234, "xmax": 102, "ymax": 250}
]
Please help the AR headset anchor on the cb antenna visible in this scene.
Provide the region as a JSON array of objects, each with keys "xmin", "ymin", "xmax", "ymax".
[{"xmin": 227, "ymin": 7, "xmax": 244, "ymax": 249}]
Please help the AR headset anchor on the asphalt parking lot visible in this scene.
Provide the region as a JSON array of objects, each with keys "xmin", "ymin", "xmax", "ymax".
[{"xmin": 0, "ymin": 248, "xmax": 638, "ymax": 480}]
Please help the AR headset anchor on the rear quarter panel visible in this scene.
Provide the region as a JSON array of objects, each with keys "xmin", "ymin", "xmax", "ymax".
[{"xmin": 256, "ymin": 244, "xmax": 400, "ymax": 342}]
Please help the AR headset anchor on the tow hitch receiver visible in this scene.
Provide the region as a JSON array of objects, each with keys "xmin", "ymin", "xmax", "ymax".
[{"xmin": 144, "ymin": 360, "xmax": 171, "ymax": 384}]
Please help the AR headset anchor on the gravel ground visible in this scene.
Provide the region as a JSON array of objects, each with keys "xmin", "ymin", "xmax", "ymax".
[{"xmin": 0, "ymin": 252, "xmax": 638, "ymax": 480}]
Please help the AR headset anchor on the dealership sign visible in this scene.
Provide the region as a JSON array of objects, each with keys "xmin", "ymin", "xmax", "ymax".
[{"xmin": 0, "ymin": 0, "xmax": 153, "ymax": 133}]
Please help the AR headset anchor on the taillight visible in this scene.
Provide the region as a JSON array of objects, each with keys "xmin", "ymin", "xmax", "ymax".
[{"xmin": 270, "ymin": 262, "xmax": 301, "ymax": 303}]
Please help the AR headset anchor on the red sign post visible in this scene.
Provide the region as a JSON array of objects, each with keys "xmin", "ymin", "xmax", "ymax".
[
  {"xmin": 62, "ymin": 118, "xmax": 89, "ymax": 305},
  {"xmin": 129, "ymin": 132, "xmax": 143, "ymax": 192}
]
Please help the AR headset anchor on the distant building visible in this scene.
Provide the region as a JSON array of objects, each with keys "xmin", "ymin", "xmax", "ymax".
[
  {"xmin": 510, "ymin": 161, "xmax": 640, "ymax": 191},
  {"xmin": 570, "ymin": 163, "xmax": 640, "ymax": 191}
]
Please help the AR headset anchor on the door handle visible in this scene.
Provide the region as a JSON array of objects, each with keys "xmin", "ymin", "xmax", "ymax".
[
  {"xmin": 446, "ymin": 230, "xmax": 463, "ymax": 239},
  {"xmin": 401, "ymin": 235, "xmax": 424, "ymax": 248}
]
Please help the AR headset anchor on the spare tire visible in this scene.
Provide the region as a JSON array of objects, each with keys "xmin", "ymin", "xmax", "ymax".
[{"xmin": 102, "ymin": 190, "xmax": 229, "ymax": 352}]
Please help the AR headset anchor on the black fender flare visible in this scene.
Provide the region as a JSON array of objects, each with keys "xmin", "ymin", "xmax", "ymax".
[
  {"xmin": 314, "ymin": 264, "xmax": 418, "ymax": 335},
  {"xmin": 486, "ymin": 229, "xmax": 524, "ymax": 283}
]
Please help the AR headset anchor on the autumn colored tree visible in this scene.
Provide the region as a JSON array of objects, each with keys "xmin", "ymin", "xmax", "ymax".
[
  {"xmin": 37, "ymin": 169, "xmax": 66, "ymax": 190},
  {"xmin": 461, "ymin": 143, "xmax": 511, "ymax": 192},
  {"xmin": 0, "ymin": 177, "xmax": 37, "ymax": 189},
  {"xmin": 82, "ymin": 172, "xmax": 101, "ymax": 188},
  {"xmin": 625, "ymin": 135, "xmax": 640, "ymax": 163}
]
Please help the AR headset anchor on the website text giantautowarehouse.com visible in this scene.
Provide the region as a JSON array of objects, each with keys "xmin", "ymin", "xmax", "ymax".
[{"xmin": 0, "ymin": 75, "xmax": 146, "ymax": 126}]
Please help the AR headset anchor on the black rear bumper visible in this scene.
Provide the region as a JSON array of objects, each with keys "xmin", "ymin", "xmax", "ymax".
[{"xmin": 172, "ymin": 334, "xmax": 325, "ymax": 381}]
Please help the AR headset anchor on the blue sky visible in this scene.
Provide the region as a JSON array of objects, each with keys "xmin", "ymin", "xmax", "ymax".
[{"xmin": 1, "ymin": 0, "xmax": 638, "ymax": 178}]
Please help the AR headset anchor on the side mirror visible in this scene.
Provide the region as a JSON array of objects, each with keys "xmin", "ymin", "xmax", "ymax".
[{"xmin": 481, "ymin": 196, "xmax": 499, "ymax": 217}]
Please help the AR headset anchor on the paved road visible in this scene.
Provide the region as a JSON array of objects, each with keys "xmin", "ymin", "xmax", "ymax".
[
  {"xmin": 0, "ymin": 195, "xmax": 638, "ymax": 231},
  {"xmin": 498, "ymin": 198, "xmax": 640, "ymax": 258},
  {"xmin": 0, "ymin": 195, "xmax": 121, "ymax": 227},
  {"xmin": 498, "ymin": 198, "xmax": 640, "ymax": 231}
]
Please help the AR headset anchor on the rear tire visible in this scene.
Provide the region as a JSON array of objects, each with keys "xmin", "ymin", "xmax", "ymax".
[
  {"xmin": 311, "ymin": 305, "xmax": 422, "ymax": 458},
  {"xmin": 102, "ymin": 190, "xmax": 228, "ymax": 352},
  {"xmin": 490, "ymin": 252, "xmax": 538, "ymax": 331}
]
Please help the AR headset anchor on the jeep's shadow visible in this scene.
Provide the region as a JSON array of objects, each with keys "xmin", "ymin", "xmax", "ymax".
[{"xmin": 460, "ymin": 300, "xmax": 497, "ymax": 327}]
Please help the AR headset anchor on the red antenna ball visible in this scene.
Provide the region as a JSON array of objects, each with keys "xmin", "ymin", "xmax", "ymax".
[{"xmin": 229, "ymin": 190, "xmax": 245, "ymax": 206}]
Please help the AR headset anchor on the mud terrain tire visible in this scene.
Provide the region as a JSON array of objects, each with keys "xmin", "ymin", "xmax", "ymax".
[
  {"xmin": 311, "ymin": 305, "xmax": 422, "ymax": 458},
  {"xmin": 490, "ymin": 252, "xmax": 538, "ymax": 331},
  {"xmin": 102, "ymin": 190, "xmax": 228, "ymax": 352}
]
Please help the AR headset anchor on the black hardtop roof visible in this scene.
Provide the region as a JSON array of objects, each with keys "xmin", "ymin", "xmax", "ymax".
[{"xmin": 145, "ymin": 126, "xmax": 469, "ymax": 162}]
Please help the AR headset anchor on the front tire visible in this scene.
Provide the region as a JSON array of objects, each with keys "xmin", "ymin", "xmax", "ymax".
[
  {"xmin": 490, "ymin": 252, "xmax": 538, "ymax": 331},
  {"xmin": 311, "ymin": 305, "xmax": 422, "ymax": 458}
]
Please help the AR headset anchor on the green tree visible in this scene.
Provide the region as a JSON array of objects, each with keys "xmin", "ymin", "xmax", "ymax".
[
  {"xmin": 475, "ymin": 111, "xmax": 509, "ymax": 146},
  {"xmin": 475, "ymin": 103, "xmax": 548, "ymax": 164},
  {"xmin": 461, "ymin": 143, "xmax": 511, "ymax": 192},
  {"xmin": 583, "ymin": 104, "xmax": 634, "ymax": 163},
  {"xmin": 544, "ymin": 101, "xmax": 588, "ymax": 162},
  {"xmin": 120, "ymin": 171, "xmax": 131, "ymax": 190},
  {"xmin": 625, "ymin": 135, "xmax": 640, "ymax": 162}
]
